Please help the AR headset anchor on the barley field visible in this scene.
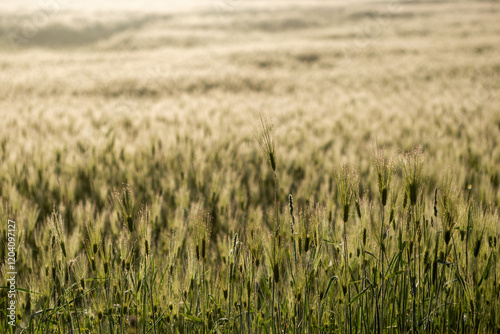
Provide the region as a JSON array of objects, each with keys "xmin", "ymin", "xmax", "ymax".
[{"xmin": 0, "ymin": 0, "xmax": 499, "ymax": 333}]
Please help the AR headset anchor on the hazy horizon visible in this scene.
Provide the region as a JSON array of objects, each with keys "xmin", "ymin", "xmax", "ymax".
[{"xmin": 0, "ymin": 0, "xmax": 371, "ymax": 13}]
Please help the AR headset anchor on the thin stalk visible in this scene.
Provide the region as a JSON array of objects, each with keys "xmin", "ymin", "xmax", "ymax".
[
  {"xmin": 272, "ymin": 171, "xmax": 280, "ymax": 334},
  {"xmin": 465, "ymin": 207, "xmax": 472, "ymax": 283},
  {"xmin": 412, "ymin": 205, "xmax": 417, "ymax": 334},
  {"xmin": 343, "ymin": 222, "xmax": 351, "ymax": 334},
  {"xmin": 380, "ymin": 206, "xmax": 385, "ymax": 334},
  {"xmin": 229, "ymin": 263, "xmax": 234, "ymax": 328},
  {"xmin": 402, "ymin": 226, "xmax": 408, "ymax": 334}
]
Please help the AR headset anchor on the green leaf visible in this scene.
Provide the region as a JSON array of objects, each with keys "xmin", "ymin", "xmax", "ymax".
[
  {"xmin": 179, "ymin": 313, "xmax": 204, "ymax": 324},
  {"xmin": 364, "ymin": 250, "xmax": 378, "ymax": 260},
  {"xmin": 478, "ymin": 251, "xmax": 495, "ymax": 288},
  {"xmin": 348, "ymin": 285, "xmax": 371, "ymax": 306},
  {"xmin": 385, "ymin": 270, "xmax": 404, "ymax": 279},
  {"xmin": 0, "ymin": 286, "xmax": 42, "ymax": 295},
  {"xmin": 259, "ymin": 317, "xmax": 272, "ymax": 327},
  {"xmin": 386, "ymin": 251, "xmax": 402, "ymax": 274},
  {"xmin": 322, "ymin": 276, "xmax": 338, "ymax": 301}
]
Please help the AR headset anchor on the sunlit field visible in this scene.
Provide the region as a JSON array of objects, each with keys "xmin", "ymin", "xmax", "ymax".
[{"xmin": 0, "ymin": 0, "xmax": 499, "ymax": 333}]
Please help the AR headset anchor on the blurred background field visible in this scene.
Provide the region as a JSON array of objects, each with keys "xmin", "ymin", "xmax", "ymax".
[{"xmin": 0, "ymin": 0, "xmax": 499, "ymax": 332}]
